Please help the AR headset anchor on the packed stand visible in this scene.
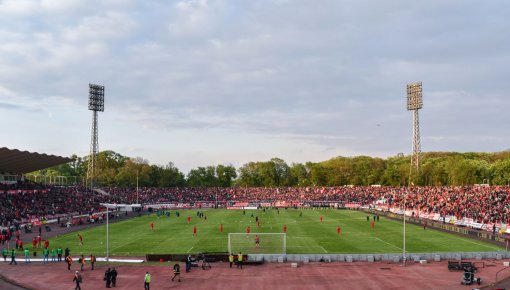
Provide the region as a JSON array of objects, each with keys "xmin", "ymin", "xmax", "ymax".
[{"xmin": 2, "ymin": 182, "xmax": 510, "ymax": 226}]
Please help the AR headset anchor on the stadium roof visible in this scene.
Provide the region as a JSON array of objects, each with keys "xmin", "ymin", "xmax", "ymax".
[{"xmin": 0, "ymin": 147, "xmax": 73, "ymax": 174}]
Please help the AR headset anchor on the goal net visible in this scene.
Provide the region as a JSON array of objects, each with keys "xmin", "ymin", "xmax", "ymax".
[{"xmin": 228, "ymin": 233, "xmax": 286, "ymax": 254}]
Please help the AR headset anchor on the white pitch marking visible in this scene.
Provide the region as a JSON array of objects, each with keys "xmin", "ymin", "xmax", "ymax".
[
  {"xmin": 186, "ymin": 246, "xmax": 194, "ymax": 253},
  {"xmin": 320, "ymin": 246, "xmax": 328, "ymax": 253},
  {"xmin": 375, "ymin": 237, "xmax": 404, "ymax": 251}
]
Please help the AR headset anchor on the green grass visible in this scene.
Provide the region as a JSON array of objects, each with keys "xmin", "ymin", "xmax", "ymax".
[{"xmin": 48, "ymin": 209, "xmax": 503, "ymax": 256}]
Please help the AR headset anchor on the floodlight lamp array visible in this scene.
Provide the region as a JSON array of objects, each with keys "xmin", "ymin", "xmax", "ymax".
[
  {"xmin": 88, "ymin": 84, "xmax": 105, "ymax": 112},
  {"xmin": 406, "ymin": 82, "xmax": 423, "ymax": 110}
]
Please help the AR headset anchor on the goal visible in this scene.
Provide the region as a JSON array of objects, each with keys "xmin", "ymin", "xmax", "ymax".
[{"xmin": 228, "ymin": 233, "xmax": 286, "ymax": 254}]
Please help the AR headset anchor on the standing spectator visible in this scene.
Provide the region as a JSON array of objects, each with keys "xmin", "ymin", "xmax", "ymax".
[
  {"xmin": 57, "ymin": 247, "xmax": 62, "ymax": 262},
  {"xmin": 24, "ymin": 248, "xmax": 30, "ymax": 263},
  {"xmin": 185, "ymin": 255, "xmax": 191, "ymax": 272},
  {"xmin": 79, "ymin": 254, "xmax": 85, "ymax": 271},
  {"xmin": 73, "ymin": 271, "xmax": 82, "ymax": 290},
  {"xmin": 144, "ymin": 272, "xmax": 151, "ymax": 290},
  {"xmin": 43, "ymin": 247, "xmax": 49, "ymax": 263},
  {"xmin": 51, "ymin": 248, "xmax": 56, "ymax": 262},
  {"xmin": 237, "ymin": 252, "xmax": 243, "ymax": 269},
  {"xmin": 104, "ymin": 268, "xmax": 112, "ymax": 288},
  {"xmin": 90, "ymin": 253, "xmax": 96, "ymax": 270},
  {"xmin": 229, "ymin": 253, "xmax": 234, "ymax": 268},
  {"xmin": 64, "ymin": 247, "xmax": 70, "ymax": 260},
  {"xmin": 111, "ymin": 267, "xmax": 118, "ymax": 287},
  {"xmin": 2, "ymin": 247, "xmax": 7, "ymax": 261}
]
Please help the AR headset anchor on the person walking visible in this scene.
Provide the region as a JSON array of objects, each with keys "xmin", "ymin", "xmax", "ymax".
[
  {"xmin": 172, "ymin": 263, "xmax": 181, "ymax": 282},
  {"xmin": 229, "ymin": 253, "xmax": 234, "ymax": 268},
  {"xmin": 73, "ymin": 271, "xmax": 83, "ymax": 290},
  {"xmin": 24, "ymin": 248, "xmax": 30, "ymax": 263},
  {"xmin": 111, "ymin": 267, "xmax": 118, "ymax": 287},
  {"xmin": 79, "ymin": 254, "xmax": 85, "ymax": 271},
  {"xmin": 144, "ymin": 272, "xmax": 151, "ymax": 290},
  {"xmin": 66, "ymin": 255, "xmax": 73, "ymax": 272},
  {"xmin": 10, "ymin": 249, "xmax": 17, "ymax": 265},
  {"xmin": 2, "ymin": 247, "xmax": 7, "ymax": 261},
  {"xmin": 104, "ymin": 268, "xmax": 112, "ymax": 288}
]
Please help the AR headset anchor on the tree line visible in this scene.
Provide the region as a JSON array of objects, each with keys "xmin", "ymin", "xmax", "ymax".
[{"xmin": 31, "ymin": 150, "xmax": 510, "ymax": 187}]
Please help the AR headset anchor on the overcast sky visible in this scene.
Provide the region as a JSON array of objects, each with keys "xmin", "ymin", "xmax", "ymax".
[{"xmin": 1, "ymin": 0, "xmax": 509, "ymax": 173}]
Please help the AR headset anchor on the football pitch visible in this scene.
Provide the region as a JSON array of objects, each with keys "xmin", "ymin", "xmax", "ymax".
[{"xmin": 49, "ymin": 209, "xmax": 503, "ymax": 256}]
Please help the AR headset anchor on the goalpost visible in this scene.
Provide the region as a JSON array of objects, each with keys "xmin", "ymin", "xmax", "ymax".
[{"xmin": 228, "ymin": 233, "xmax": 286, "ymax": 254}]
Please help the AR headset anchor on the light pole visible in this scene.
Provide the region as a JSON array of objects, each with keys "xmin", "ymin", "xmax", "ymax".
[
  {"xmin": 106, "ymin": 205, "xmax": 109, "ymax": 262},
  {"xmin": 403, "ymin": 186, "xmax": 408, "ymax": 266}
]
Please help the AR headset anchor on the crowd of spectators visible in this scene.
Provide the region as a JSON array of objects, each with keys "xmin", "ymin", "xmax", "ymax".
[
  {"xmin": 101, "ymin": 186, "xmax": 510, "ymax": 224},
  {"xmin": 0, "ymin": 184, "xmax": 119, "ymax": 227},
  {"xmin": 2, "ymin": 182, "xmax": 510, "ymax": 226}
]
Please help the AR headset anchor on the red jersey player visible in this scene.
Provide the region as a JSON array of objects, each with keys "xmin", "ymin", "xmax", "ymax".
[
  {"xmin": 220, "ymin": 224, "xmax": 223, "ymax": 233},
  {"xmin": 187, "ymin": 216, "xmax": 191, "ymax": 224},
  {"xmin": 246, "ymin": 226, "xmax": 251, "ymax": 235},
  {"xmin": 193, "ymin": 226, "xmax": 197, "ymax": 237},
  {"xmin": 371, "ymin": 221, "xmax": 375, "ymax": 229},
  {"xmin": 320, "ymin": 215, "xmax": 323, "ymax": 223},
  {"xmin": 78, "ymin": 234, "xmax": 83, "ymax": 246},
  {"xmin": 283, "ymin": 225, "xmax": 287, "ymax": 233},
  {"xmin": 337, "ymin": 226, "xmax": 341, "ymax": 235},
  {"xmin": 150, "ymin": 222, "xmax": 154, "ymax": 231}
]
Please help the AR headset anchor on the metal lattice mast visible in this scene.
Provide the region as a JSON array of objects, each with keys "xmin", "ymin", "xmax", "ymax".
[
  {"xmin": 87, "ymin": 110, "xmax": 98, "ymax": 189},
  {"xmin": 412, "ymin": 109, "xmax": 421, "ymax": 170},
  {"xmin": 87, "ymin": 84, "xmax": 105, "ymax": 190},
  {"xmin": 406, "ymin": 82, "xmax": 423, "ymax": 171}
]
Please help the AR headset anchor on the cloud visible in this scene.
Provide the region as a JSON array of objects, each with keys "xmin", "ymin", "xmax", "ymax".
[{"xmin": 1, "ymin": 0, "xmax": 510, "ymax": 170}]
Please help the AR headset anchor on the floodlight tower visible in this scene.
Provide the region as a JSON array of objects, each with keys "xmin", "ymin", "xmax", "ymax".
[
  {"xmin": 406, "ymin": 82, "xmax": 423, "ymax": 171},
  {"xmin": 87, "ymin": 84, "xmax": 105, "ymax": 190}
]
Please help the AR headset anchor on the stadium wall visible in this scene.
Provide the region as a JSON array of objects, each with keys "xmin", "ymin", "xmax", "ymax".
[{"xmin": 248, "ymin": 251, "xmax": 510, "ymax": 263}]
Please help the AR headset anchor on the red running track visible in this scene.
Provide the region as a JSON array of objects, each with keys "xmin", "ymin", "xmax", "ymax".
[{"xmin": 1, "ymin": 259, "xmax": 510, "ymax": 290}]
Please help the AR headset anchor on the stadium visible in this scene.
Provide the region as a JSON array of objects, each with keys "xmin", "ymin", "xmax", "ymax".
[
  {"xmin": 2, "ymin": 1, "xmax": 510, "ymax": 290},
  {"xmin": 2, "ymin": 146, "xmax": 510, "ymax": 289}
]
